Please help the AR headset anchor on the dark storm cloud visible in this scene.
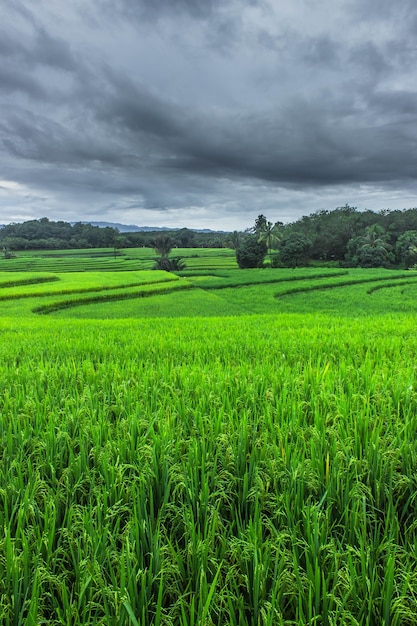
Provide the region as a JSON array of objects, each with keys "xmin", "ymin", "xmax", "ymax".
[
  {"xmin": 0, "ymin": 107, "xmax": 127, "ymax": 168},
  {"xmin": 98, "ymin": 0, "xmax": 258, "ymax": 21},
  {"xmin": 0, "ymin": 66, "xmax": 45, "ymax": 99},
  {"xmin": 302, "ymin": 36, "xmax": 341, "ymax": 68},
  {"xmin": 0, "ymin": 30, "xmax": 25, "ymax": 58},
  {"xmin": 162, "ymin": 103, "xmax": 416, "ymax": 187},
  {"xmin": 0, "ymin": 10, "xmax": 78, "ymax": 71},
  {"xmin": 349, "ymin": 0, "xmax": 415, "ymax": 21},
  {"xmin": 31, "ymin": 28, "xmax": 78, "ymax": 71},
  {"xmin": 96, "ymin": 73, "xmax": 185, "ymax": 139},
  {"xmin": 369, "ymin": 90, "xmax": 417, "ymax": 118},
  {"xmin": 347, "ymin": 41, "xmax": 392, "ymax": 82},
  {"xmin": 0, "ymin": 19, "xmax": 80, "ymax": 106}
]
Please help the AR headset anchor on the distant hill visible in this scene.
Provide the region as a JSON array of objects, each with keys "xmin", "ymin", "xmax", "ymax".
[
  {"xmin": 0, "ymin": 219, "xmax": 228, "ymax": 234},
  {"xmin": 71, "ymin": 221, "xmax": 227, "ymax": 234},
  {"xmin": 70, "ymin": 221, "xmax": 161, "ymax": 232}
]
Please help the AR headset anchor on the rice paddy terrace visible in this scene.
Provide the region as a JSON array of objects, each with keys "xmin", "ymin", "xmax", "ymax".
[
  {"xmin": 1, "ymin": 246, "xmax": 417, "ymax": 318},
  {"xmin": 2, "ymin": 248, "xmax": 417, "ymax": 625}
]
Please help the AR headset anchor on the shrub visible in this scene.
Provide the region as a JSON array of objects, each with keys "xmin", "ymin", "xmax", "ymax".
[
  {"xmin": 236, "ymin": 236, "xmax": 267, "ymax": 268},
  {"xmin": 279, "ymin": 232, "xmax": 312, "ymax": 268},
  {"xmin": 154, "ymin": 256, "xmax": 186, "ymax": 272}
]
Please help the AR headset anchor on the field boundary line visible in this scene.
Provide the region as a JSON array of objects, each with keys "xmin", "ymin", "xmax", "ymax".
[
  {"xmin": 32, "ymin": 283, "xmax": 194, "ymax": 314},
  {"xmin": 366, "ymin": 277, "xmax": 417, "ymax": 294},
  {"xmin": 275, "ymin": 273, "xmax": 413, "ymax": 298},
  {"xmin": 200, "ymin": 270, "xmax": 348, "ymax": 290}
]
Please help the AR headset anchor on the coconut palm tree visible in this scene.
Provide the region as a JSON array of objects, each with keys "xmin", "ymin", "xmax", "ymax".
[
  {"xmin": 254, "ymin": 217, "xmax": 283, "ymax": 266},
  {"xmin": 226, "ymin": 231, "xmax": 243, "ymax": 250},
  {"xmin": 355, "ymin": 225, "xmax": 392, "ymax": 267}
]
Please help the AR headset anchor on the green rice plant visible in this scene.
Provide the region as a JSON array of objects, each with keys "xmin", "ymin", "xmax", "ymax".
[
  {"xmin": 3, "ymin": 279, "xmax": 417, "ymax": 623},
  {"xmin": 32, "ymin": 280, "xmax": 193, "ymax": 314},
  {"xmin": 50, "ymin": 288, "xmax": 247, "ymax": 319}
]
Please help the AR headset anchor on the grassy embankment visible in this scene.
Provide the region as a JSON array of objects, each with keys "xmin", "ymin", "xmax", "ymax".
[{"xmin": 1, "ymin": 251, "xmax": 417, "ymax": 625}]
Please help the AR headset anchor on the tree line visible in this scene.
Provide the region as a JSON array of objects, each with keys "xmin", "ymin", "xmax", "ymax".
[
  {"xmin": 232, "ymin": 206, "xmax": 417, "ymax": 268},
  {"xmin": 3, "ymin": 207, "xmax": 417, "ymax": 269},
  {"xmin": 0, "ymin": 218, "xmax": 227, "ymax": 252}
]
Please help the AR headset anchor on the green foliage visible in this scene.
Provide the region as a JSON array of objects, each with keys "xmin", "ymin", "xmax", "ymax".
[
  {"xmin": 236, "ymin": 236, "xmax": 267, "ymax": 268},
  {"xmin": 152, "ymin": 236, "xmax": 186, "ymax": 272},
  {"xmin": 252, "ymin": 216, "xmax": 283, "ymax": 266},
  {"xmin": 225, "ymin": 231, "xmax": 243, "ymax": 250},
  {"xmin": 268, "ymin": 206, "xmax": 417, "ymax": 264},
  {"xmin": 0, "ymin": 217, "xmax": 118, "ymax": 250},
  {"xmin": 346, "ymin": 224, "xmax": 394, "ymax": 268},
  {"xmin": 1, "ymin": 265, "xmax": 417, "ymax": 320},
  {"xmin": 5, "ymin": 262, "xmax": 417, "ymax": 623},
  {"xmin": 2, "ymin": 246, "xmax": 15, "ymax": 259},
  {"xmin": 2, "ymin": 311, "xmax": 417, "ymax": 624},
  {"xmin": 152, "ymin": 234, "xmax": 173, "ymax": 258},
  {"xmin": 253, "ymin": 214, "xmax": 268, "ymax": 234},
  {"xmin": 289, "ymin": 205, "xmax": 363, "ymax": 261},
  {"xmin": 172, "ymin": 227, "xmax": 195, "ymax": 247},
  {"xmin": 395, "ymin": 230, "xmax": 417, "ymax": 267},
  {"xmin": 153, "ymin": 256, "xmax": 187, "ymax": 272},
  {"xmin": 278, "ymin": 232, "xmax": 312, "ymax": 267}
]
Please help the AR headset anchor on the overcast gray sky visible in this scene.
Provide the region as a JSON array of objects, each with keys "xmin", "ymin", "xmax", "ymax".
[{"xmin": 1, "ymin": 0, "xmax": 417, "ymax": 230}]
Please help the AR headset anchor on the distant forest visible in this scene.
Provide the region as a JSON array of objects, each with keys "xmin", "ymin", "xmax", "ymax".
[
  {"xmin": 3, "ymin": 205, "xmax": 417, "ymax": 268},
  {"xmin": 0, "ymin": 218, "xmax": 226, "ymax": 251}
]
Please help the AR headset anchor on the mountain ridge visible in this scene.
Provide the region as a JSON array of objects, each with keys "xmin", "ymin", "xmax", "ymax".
[
  {"xmin": 70, "ymin": 221, "xmax": 228, "ymax": 233},
  {"xmin": 0, "ymin": 220, "xmax": 229, "ymax": 234}
]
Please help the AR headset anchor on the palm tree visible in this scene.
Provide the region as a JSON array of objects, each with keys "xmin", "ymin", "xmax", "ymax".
[
  {"xmin": 154, "ymin": 256, "xmax": 186, "ymax": 272},
  {"xmin": 356, "ymin": 225, "xmax": 392, "ymax": 267},
  {"xmin": 395, "ymin": 230, "xmax": 417, "ymax": 267},
  {"xmin": 255, "ymin": 219, "xmax": 283, "ymax": 266},
  {"xmin": 226, "ymin": 231, "xmax": 243, "ymax": 250},
  {"xmin": 152, "ymin": 234, "xmax": 173, "ymax": 258}
]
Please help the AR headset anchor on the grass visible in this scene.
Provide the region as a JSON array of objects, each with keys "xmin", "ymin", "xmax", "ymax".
[
  {"xmin": 50, "ymin": 288, "xmax": 247, "ymax": 319},
  {"xmin": 0, "ymin": 247, "xmax": 238, "ymax": 273},
  {"xmin": 2, "ymin": 315, "xmax": 417, "ymax": 624},
  {"xmin": 2, "ymin": 253, "xmax": 417, "ymax": 624},
  {"xmin": 0, "ymin": 266, "xmax": 411, "ymax": 319}
]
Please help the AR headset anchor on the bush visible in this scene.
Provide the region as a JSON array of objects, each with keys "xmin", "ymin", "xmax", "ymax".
[
  {"xmin": 279, "ymin": 232, "xmax": 312, "ymax": 268},
  {"xmin": 236, "ymin": 237, "xmax": 267, "ymax": 268},
  {"xmin": 395, "ymin": 230, "xmax": 417, "ymax": 268},
  {"xmin": 271, "ymin": 253, "xmax": 284, "ymax": 268},
  {"xmin": 154, "ymin": 256, "xmax": 186, "ymax": 272},
  {"xmin": 2, "ymin": 246, "xmax": 15, "ymax": 259}
]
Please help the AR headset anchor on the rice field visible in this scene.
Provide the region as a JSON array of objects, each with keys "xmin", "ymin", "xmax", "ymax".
[
  {"xmin": 0, "ymin": 248, "xmax": 237, "ymax": 273},
  {"xmin": 1, "ymin": 255, "xmax": 417, "ymax": 625}
]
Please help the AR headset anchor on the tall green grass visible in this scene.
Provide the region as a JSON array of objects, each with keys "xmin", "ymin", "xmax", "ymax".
[
  {"xmin": 2, "ymin": 314, "xmax": 417, "ymax": 624},
  {"xmin": 2, "ymin": 267, "xmax": 413, "ymax": 320},
  {"xmin": 0, "ymin": 247, "xmax": 238, "ymax": 272}
]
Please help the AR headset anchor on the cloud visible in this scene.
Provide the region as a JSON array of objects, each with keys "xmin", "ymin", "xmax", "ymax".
[{"xmin": 1, "ymin": 0, "xmax": 417, "ymax": 229}]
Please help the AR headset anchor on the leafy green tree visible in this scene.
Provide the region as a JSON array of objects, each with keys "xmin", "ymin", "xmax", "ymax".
[
  {"xmin": 236, "ymin": 236, "xmax": 267, "ymax": 268},
  {"xmin": 346, "ymin": 224, "xmax": 393, "ymax": 268},
  {"xmin": 173, "ymin": 228, "xmax": 195, "ymax": 248},
  {"xmin": 278, "ymin": 232, "xmax": 312, "ymax": 267},
  {"xmin": 253, "ymin": 214, "xmax": 268, "ymax": 234},
  {"xmin": 113, "ymin": 235, "xmax": 125, "ymax": 258},
  {"xmin": 225, "ymin": 231, "xmax": 243, "ymax": 250},
  {"xmin": 252, "ymin": 215, "xmax": 283, "ymax": 266},
  {"xmin": 0, "ymin": 236, "xmax": 29, "ymax": 250},
  {"xmin": 2, "ymin": 246, "xmax": 15, "ymax": 259},
  {"xmin": 260, "ymin": 222, "xmax": 283, "ymax": 266},
  {"xmin": 395, "ymin": 230, "xmax": 417, "ymax": 267}
]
